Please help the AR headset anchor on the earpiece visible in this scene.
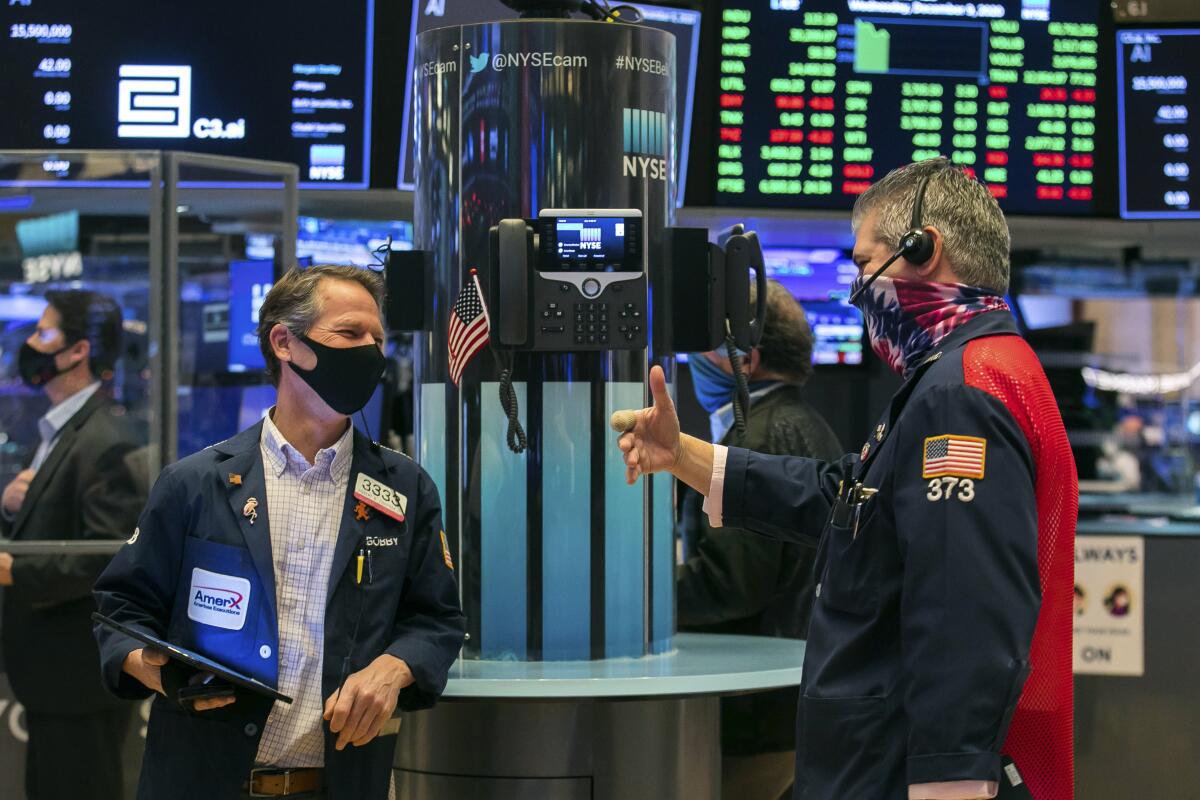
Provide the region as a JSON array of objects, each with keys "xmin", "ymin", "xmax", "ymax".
[
  {"xmin": 897, "ymin": 172, "xmax": 935, "ymax": 265},
  {"xmin": 848, "ymin": 166, "xmax": 940, "ymax": 305}
]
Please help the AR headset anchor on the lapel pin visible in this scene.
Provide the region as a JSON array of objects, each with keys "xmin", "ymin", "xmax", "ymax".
[
  {"xmin": 355, "ymin": 501, "xmax": 370, "ymax": 522},
  {"xmin": 860, "ymin": 443, "xmax": 871, "ymax": 461},
  {"xmin": 243, "ymin": 497, "xmax": 259, "ymax": 525},
  {"xmin": 875, "ymin": 423, "xmax": 886, "ymax": 442},
  {"xmin": 229, "ymin": 473, "xmax": 243, "ymax": 486}
]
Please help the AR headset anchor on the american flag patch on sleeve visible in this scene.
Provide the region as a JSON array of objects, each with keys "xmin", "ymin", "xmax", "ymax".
[{"xmin": 922, "ymin": 434, "xmax": 987, "ymax": 479}]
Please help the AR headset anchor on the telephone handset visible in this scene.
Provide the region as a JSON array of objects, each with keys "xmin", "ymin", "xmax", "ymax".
[
  {"xmin": 494, "ymin": 219, "xmax": 534, "ymax": 347},
  {"xmin": 719, "ymin": 224, "xmax": 768, "ymax": 352},
  {"xmin": 661, "ymin": 223, "xmax": 768, "ymax": 354},
  {"xmin": 488, "ymin": 209, "xmax": 646, "ymax": 352}
]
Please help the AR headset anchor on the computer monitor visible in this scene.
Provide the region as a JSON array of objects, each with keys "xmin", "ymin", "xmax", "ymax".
[
  {"xmin": 227, "ymin": 260, "xmax": 273, "ymax": 373},
  {"xmin": 1116, "ymin": 29, "xmax": 1198, "ymax": 219},
  {"xmin": 762, "ymin": 247, "xmax": 864, "ymax": 366},
  {"xmin": 0, "ymin": 1, "xmax": 375, "ymax": 189},
  {"xmin": 246, "ymin": 218, "xmax": 414, "ymax": 267}
]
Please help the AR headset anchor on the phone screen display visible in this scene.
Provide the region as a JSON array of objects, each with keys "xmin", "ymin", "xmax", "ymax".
[{"xmin": 542, "ymin": 216, "xmax": 641, "ymax": 272}]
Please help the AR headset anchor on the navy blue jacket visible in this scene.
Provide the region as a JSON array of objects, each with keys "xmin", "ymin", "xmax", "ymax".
[
  {"xmin": 93, "ymin": 422, "xmax": 465, "ymax": 800},
  {"xmin": 720, "ymin": 313, "xmax": 1044, "ymax": 799}
]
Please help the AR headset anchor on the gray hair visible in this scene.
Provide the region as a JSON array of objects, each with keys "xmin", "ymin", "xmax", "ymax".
[
  {"xmin": 754, "ymin": 279, "xmax": 815, "ymax": 386},
  {"xmin": 256, "ymin": 264, "xmax": 385, "ymax": 385},
  {"xmin": 851, "ymin": 157, "xmax": 1011, "ymax": 294}
]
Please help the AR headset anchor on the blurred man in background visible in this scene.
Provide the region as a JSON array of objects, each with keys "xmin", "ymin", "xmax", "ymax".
[
  {"xmin": 0, "ymin": 289, "xmax": 145, "ymax": 800},
  {"xmin": 677, "ymin": 281, "xmax": 840, "ymax": 800}
]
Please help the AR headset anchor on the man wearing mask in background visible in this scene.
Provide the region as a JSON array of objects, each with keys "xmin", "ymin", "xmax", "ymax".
[
  {"xmin": 617, "ymin": 159, "xmax": 1077, "ymax": 799},
  {"xmin": 678, "ymin": 280, "xmax": 841, "ymax": 800},
  {"xmin": 0, "ymin": 289, "xmax": 145, "ymax": 800},
  {"xmin": 94, "ymin": 265, "xmax": 465, "ymax": 799}
]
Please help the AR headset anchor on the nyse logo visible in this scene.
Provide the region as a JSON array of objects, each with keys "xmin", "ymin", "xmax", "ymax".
[
  {"xmin": 621, "ymin": 107, "xmax": 667, "ymax": 181},
  {"xmin": 309, "ymin": 143, "xmax": 346, "ymax": 181},
  {"xmin": 118, "ymin": 64, "xmax": 191, "ymax": 138}
]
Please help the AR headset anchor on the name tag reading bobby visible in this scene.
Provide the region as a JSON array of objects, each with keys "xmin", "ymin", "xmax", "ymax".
[{"xmin": 354, "ymin": 473, "xmax": 407, "ymax": 523}]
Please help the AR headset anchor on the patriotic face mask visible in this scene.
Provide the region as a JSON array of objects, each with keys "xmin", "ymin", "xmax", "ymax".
[{"xmin": 849, "ymin": 275, "xmax": 1010, "ymax": 378}]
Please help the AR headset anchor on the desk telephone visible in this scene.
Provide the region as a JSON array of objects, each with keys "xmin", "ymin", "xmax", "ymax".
[{"xmin": 489, "ymin": 208, "xmax": 647, "ymax": 351}]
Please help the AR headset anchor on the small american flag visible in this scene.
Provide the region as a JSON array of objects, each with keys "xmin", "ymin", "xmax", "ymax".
[
  {"xmin": 448, "ymin": 270, "xmax": 491, "ymax": 386},
  {"xmin": 922, "ymin": 434, "xmax": 987, "ymax": 479}
]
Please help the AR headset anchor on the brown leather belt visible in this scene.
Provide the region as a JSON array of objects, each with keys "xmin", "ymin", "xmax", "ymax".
[{"xmin": 246, "ymin": 767, "xmax": 324, "ymax": 797}]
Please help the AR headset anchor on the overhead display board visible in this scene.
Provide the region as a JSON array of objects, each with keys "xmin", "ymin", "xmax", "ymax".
[
  {"xmin": 1112, "ymin": 0, "xmax": 1199, "ymax": 24},
  {"xmin": 0, "ymin": 0, "xmax": 375, "ymax": 188},
  {"xmin": 714, "ymin": 0, "xmax": 1104, "ymax": 214},
  {"xmin": 1117, "ymin": 29, "xmax": 1197, "ymax": 219}
]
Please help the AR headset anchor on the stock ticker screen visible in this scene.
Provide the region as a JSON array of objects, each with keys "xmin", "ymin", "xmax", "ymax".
[
  {"xmin": 0, "ymin": 1, "xmax": 374, "ymax": 188},
  {"xmin": 714, "ymin": 0, "xmax": 1104, "ymax": 214},
  {"xmin": 1117, "ymin": 29, "xmax": 1197, "ymax": 219}
]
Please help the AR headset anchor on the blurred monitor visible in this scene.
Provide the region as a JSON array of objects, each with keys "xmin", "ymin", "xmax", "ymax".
[
  {"xmin": 1015, "ymin": 294, "xmax": 1074, "ymax": 329},
  {"xmin": 237, "ymin": 383, "xmax": 277, "ymax": 430},
  {"xmin": 763, "ymin": 247, "xmax": 864, "ymax": 366},
  {"xmin": 228, "ymin": 260, "xmax": 273, "ymax": 373},
  {"xmin": 246, "ymin": 217, "xmax": 413, "ymax": 266}
]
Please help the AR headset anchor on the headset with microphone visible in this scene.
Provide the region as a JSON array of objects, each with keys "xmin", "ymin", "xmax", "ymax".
[{"xmin": 847, "ymin": 169, "xmax": 938, "ymax": 305}]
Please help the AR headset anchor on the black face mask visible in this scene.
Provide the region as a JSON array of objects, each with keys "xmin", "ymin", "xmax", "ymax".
[
  {"xmin": 18, "ymin": 342, "xmax": 72, "ymax": 388},
  {"xmin": 289, "ymin": 333, "xmax": 385, "ymax": 415}
]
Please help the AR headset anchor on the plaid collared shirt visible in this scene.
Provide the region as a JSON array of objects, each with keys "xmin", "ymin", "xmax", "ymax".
[{"xmin": 255, "ymin": 413, "xmax": 353, "ymax": 768}]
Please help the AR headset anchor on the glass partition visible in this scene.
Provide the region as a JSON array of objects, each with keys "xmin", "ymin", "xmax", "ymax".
[
  {"xmin": 0, "ymin": 150, "xmax": 298, "ymax": 795},
  {"xmin": 167, "ymin": 153, "xmax": 296, "ymax": 460},
  {"xmin": 0, "ymin": 150, "xmax": 164, "ymax": 794},
  {"xmin": 0, "ymin": 150, "xmax": 160, "ymax": 492}
]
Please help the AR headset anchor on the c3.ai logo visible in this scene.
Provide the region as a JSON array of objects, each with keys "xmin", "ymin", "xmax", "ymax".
[{"xmin": 117, "ymin": 65, "xmax": 191, "ymax": 138}]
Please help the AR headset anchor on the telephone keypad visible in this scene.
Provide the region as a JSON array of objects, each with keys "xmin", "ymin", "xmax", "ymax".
[
  {"xmin": 571, "ymin": 300, "xmax": 625, "ymax": 346},
  {"xmin": 530, "ymin": 288, "xmax": 644, "ymax": 351}
]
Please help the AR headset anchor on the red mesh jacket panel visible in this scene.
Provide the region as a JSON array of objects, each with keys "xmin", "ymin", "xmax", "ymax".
[{"xmin": 964, "ymin": 335, "xmax": 1077, "ymax": 800}]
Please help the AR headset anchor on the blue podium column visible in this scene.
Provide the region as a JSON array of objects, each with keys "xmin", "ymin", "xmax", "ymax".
[{"xmin": 412, "ymin": 19, "xmax": 677, "ymax": 661}]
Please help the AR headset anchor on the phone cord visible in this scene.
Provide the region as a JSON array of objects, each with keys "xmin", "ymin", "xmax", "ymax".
[
  {"xmin": 498, "ymin": 367, "xmax": 528, "ymax": 454},
  {"xmin": 724, "ymin": 333, "xmax": 751, "ymax": 444}
]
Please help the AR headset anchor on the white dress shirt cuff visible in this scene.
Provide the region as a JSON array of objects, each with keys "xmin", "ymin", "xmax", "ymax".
[
  {"xmin": 700, "ymin": 444, "xmax": 729, "ymax": 528},
  {"xmin": 908, "ymin": 780, "xmax": 998, "ymax": 799}
]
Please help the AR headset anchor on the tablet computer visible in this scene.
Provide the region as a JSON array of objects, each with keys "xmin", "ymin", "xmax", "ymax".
[{"xmin": 92, "ymin": 612, "xmax": 292, "ymax": 704}]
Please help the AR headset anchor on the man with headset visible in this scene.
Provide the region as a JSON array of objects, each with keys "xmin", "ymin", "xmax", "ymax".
[{"xmin": 616, "ymin": 159, "xmax": 1077, "ymax": 799}]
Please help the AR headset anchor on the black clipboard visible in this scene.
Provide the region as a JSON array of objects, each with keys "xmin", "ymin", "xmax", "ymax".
[{"xmin": 92, "ymin": 613, "xmax": 292, "ymax": 704}]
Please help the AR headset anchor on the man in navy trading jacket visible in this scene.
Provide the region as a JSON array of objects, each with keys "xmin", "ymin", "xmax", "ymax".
[
  {"xmin": 94, "ymin": 265, "xmax": 465, "ymax": 799},
  {"xmin": 616, "ymin": 159, "xmax": 1077, "ymax": 800}
]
